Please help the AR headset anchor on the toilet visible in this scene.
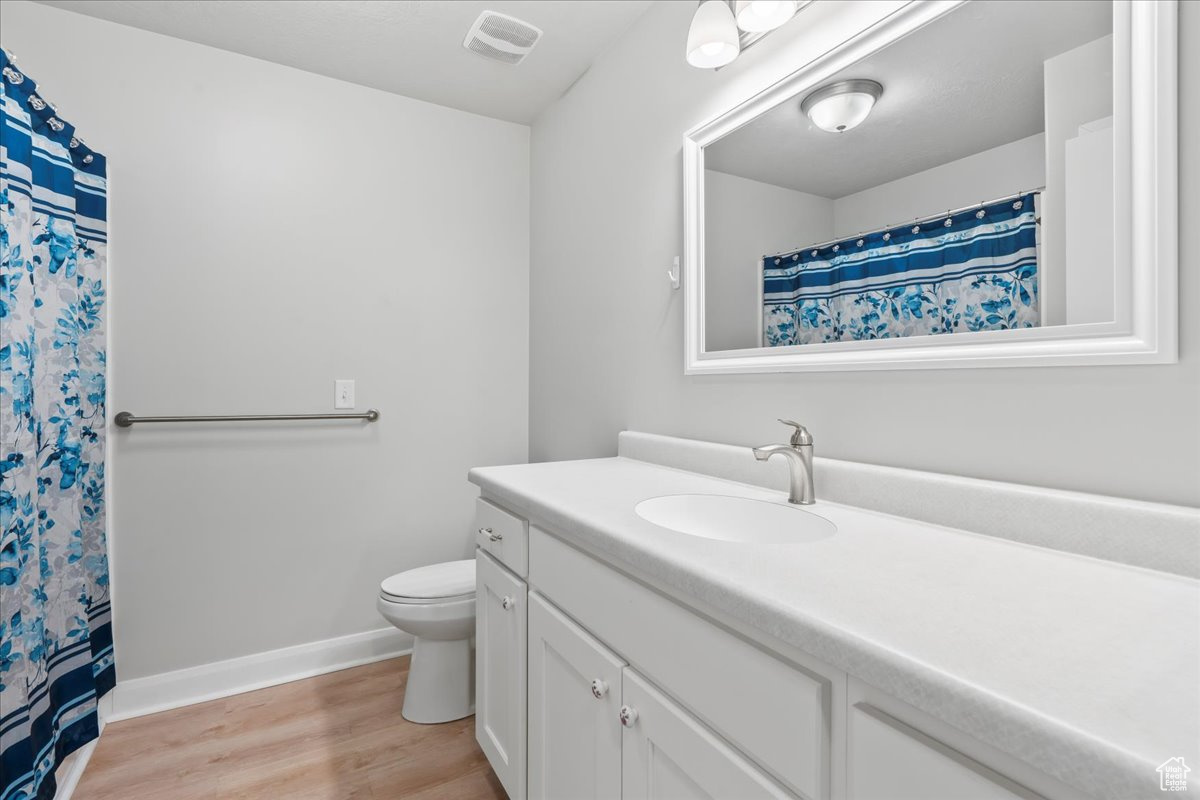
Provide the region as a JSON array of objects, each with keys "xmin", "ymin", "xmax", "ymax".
[{"xmin": 376, "ymin": 559, "xmax": 476, "ymax": 724}]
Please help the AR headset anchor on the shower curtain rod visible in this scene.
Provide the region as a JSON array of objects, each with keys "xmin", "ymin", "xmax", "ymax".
[
  {"xmin": 113, "ymin": 409, "xmax": 380, "ymax": 427},
  {"xmin": 763, "ymin": 186, "xmax": 1044, "ymax": 261}
]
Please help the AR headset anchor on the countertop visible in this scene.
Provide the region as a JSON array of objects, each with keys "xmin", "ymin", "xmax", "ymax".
[{"xmin": 469, "ymin": 456, "xmax": 1200, "ymax": 800}]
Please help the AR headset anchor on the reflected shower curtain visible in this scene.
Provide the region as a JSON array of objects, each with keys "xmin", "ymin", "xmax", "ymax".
[
  {"xmin": 0, "ymin": 50, "xmax": 113, "ymax": 800},
  {"xmin": 763, "ymin": 194, "xmax": 1039, "ymax": 346}
]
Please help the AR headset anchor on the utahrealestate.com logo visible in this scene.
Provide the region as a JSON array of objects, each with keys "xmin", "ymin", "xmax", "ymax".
[{"xmin": 1157, "ymin": 758, "xmax": 1191, "ymax": 792}]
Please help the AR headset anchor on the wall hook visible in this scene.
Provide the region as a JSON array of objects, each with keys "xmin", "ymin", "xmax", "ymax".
[{"xmin": 667, "ymin": 256, "xmax": 680, "ymax": 290}]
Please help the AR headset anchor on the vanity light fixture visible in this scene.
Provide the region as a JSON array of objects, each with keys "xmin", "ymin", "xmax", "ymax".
[
  {"xmin": 734, "ymin": 1, "xmax": 799, "ymax": 33},
  {"xmin": 800, "ymin": 79, "xmax": 884, "ymax": 133},
  {"xmin": 686, "ymin": 0, "xmax": 809, "ymax": 69},
  {"xmin": 686, "ymin": 0, "xmax": 741, "ymax": 69}
]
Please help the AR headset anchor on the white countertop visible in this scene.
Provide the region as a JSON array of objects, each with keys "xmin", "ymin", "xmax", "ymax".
[{"xmin": 469, "ymin": 456, "xmax": 1200, "ymax": 800}]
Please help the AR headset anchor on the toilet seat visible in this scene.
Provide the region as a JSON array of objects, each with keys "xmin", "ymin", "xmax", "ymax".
[
  {"xmin": 380, "ymin": 591, "xmax": 474, "ymax": 605},
  {"xmin": 380, "ymin": 559, "xmax": 475, "ymax": 605}
]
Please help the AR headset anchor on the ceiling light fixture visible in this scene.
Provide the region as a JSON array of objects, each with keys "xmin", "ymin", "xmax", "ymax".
[
  {"xmin": 733, "ymin": 0, "xmax": 798, "ymax": 33},
  {"xmin": 686, "ymin": 0, "xmax": 741, "ymax": 69},
  {"xmin": 800, "ymin": 79, "xmax": 883, "ymax": 133},
  {"xmin": 687, "ymin": 0, "xmax": 808, "ymax": 69}
]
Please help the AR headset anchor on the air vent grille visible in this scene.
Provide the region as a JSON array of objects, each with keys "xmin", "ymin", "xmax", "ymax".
[
  {"xmin": 466, "ymin": 37, "xmax": 524, "ymax": 65},
  {"xmin": 463, "ymin": 10, "xmax": 542, "ymax": 65},
  {"xmin": 479, "ymin": 14, "xmax": 540, "ymax": 48}
]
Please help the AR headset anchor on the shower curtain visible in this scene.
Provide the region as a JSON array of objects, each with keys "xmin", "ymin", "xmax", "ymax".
[
  {"xmin": 763, "ymin": 193, "xmax": 1039, "ymax": 346},
  {"xmin": 1, "ymin": 50, "xmax": 113, "ymax": 800}
]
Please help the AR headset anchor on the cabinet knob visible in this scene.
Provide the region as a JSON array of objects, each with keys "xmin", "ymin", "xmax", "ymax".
[
  {"xmin": 619, "ymin": 705, "xmax": 639, "ymax": 728},
  {"xmin": 479, "ymin": 527, "xmax": 503, "ymax": 542},
  {"xmin": 501, "ymin": 595, "xmax": 515, "ymax": 611},
  {"xmin": 590, "ymin": 679, "xmax": 609, "ymax": 699}
]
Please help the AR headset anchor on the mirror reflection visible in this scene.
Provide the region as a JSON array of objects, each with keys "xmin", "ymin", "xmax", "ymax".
[{"xmin": 702, "ymin": 0, "xmax": 1114, "ymax": 351}]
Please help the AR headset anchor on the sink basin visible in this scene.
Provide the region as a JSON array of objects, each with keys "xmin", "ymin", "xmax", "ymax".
[{"xmin": 634, "ymin": 494, "xmax": 837, "ymax": 544}]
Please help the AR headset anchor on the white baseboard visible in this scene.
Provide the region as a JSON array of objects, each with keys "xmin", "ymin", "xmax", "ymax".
[
  {"xmin": 55, "ymin": 738, "xmax": 98, "ymax": 800},
  {"xmin": 107, "ymin": 627, "xmax": 413, "ymax": 722},
  {"xmin": 97, "ymin": 690, "xmax": 113, "ymax": 725},
  {"xmin": 54, "ymin": 690, "xmax": 109, "ymax": 799}
]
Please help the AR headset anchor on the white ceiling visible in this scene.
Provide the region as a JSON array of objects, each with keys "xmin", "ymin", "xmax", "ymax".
[
  {"xmin": 705, "ymin": 0, "xmax": 1113, "ymax": 198},
  {"xmin": 32, "ymin": 0, "xmax": 653, "ymax": 123}
]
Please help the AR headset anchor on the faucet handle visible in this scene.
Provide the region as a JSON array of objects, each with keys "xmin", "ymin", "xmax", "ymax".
[{"xmin": 778, "ymin": 419, "xmax": 813, "ymax": 446}]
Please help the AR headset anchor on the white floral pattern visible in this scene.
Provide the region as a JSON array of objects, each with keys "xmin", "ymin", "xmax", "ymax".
[{"xmin": 1, "ymin": 49, "xmax": 112, "ymax": 800}]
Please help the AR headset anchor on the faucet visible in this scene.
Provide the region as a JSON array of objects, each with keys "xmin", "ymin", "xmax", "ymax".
[{"xmin": 753, "ymin": 420, "xmax": 815, "ymax": 505}]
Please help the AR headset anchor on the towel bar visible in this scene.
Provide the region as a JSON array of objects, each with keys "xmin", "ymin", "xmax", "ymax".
[{"xmin": 113, "ymin": 409, "xmax": 380, "ymax": 427}]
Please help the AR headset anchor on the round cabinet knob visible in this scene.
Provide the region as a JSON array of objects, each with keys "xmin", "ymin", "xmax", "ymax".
[
  {"xmin": 501, "ymin": 596, "xmax": 515, "ymax": 610},
  {"xmin": 619, "ymin": 705, "xmax": 639, "ymax": 728},
  {"xmin": 590, "ymin": 679, "xmax": 609, "ymax": 699},
  {"xmin": 479, "ymin": 527, "xmax": 503, "ymax": 542}
]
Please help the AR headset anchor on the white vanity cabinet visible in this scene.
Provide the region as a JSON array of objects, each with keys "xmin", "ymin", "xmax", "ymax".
[
  {"xmin": 527, "ymin": 590, "xmax": 790, "ymax": 800},
  {"xmin": 621, "ymin": 668, "xmax": 795, "ymax": 800},
  {"xmin": 474, "ymin": 498, "xmax": 530, "ymax": 800},
  {"xmin": 476, "ymin": 497, "xmax": 1096, "ymax": 800},
  {"xmin": 847, "ymin": 703, "xmax": 1033, "ymax": 800},
  {"xmin": 844, "ymin": 680, "xmax": 1086, "ymax": 800},
  {"xmin": 528, "ymin": 525, "xmax": 833, "ymax": 800},
  {"xmin": 528, "ymin": 592, "xmax": 624, "ymax": 799}
]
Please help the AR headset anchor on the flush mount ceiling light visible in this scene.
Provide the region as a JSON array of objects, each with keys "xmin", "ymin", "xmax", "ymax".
[
  {"xmin": 686, "ymin": 0, "xmax": 741, "ymax": 69},
  {"xmin": 733, "ymin": 0, "xmax": 798, "ymax": 33},
  {"xmin": 800, "ymin": 79, "xmax": 884, "ymax": 133}
]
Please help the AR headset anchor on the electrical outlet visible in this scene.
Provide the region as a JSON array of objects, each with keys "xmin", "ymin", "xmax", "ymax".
[{"xmin": 334, "ymin": 379, "xmax": 355, "ymax": 409}]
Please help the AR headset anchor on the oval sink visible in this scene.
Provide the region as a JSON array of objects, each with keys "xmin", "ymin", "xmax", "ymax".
[{"xmin": 635, "ymin": 494, "xmax": 837, "ymax": 544}]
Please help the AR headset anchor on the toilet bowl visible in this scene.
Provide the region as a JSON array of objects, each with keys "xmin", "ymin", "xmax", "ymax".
[{"xmin": 376, "ymin": 559, "xmax": 476, "ymax": 724}]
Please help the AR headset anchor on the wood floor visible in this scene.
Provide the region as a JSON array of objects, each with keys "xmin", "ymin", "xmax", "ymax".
[{"xmin": 74, "ymin": 656, "xmax": 506, "ymax": 800}]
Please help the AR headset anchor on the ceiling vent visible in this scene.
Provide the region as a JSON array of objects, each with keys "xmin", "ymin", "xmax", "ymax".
[{"xmin": 463, "ymin": 11, "xmax": 542, "ymax": 65}]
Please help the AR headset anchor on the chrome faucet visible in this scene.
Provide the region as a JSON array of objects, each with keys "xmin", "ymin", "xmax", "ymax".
[{"xmin": 753, "ymin": 420, "xmax": 815, "ymax": 505}]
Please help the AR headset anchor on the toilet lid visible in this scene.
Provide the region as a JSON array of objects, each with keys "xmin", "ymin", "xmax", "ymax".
[{"xmin": 380, "ymin": 559, "xmax": 476, "ymax": 601}]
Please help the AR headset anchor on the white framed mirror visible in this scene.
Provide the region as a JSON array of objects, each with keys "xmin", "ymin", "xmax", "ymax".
[{"xmin": 683, "ymin": 0, "xmax": 1177, "ymax": 374}]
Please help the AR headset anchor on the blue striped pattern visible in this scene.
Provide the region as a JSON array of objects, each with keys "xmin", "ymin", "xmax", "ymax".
[
  {"xmin": 762, "ymin": 194, "xmax": 1040, "ymax": 346},
  {"xmin": 1, "ymin": 48, "xmax": 113, "ymax": 800}
]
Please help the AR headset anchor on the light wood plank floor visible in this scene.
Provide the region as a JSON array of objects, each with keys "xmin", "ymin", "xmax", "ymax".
[{"xmin": 75, "ymin": 656, "xmax": 506, "ymax": 800}]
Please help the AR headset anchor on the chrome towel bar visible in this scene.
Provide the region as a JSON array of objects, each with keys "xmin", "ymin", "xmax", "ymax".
[{"xmin": 113, "ymin": 409, "xmax": 380, "ymax": 428}]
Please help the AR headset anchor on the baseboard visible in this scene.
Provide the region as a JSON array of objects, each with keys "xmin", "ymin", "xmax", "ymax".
[
  {"xmin": 53, "ymin": 686, "xmax": 110, "ymax": 800},
  {"xmin": 97, "ymin": 690, "xmax": 113, "ymax": 725},
  {"xmin": 108, "ymin": 627, "xmax": 413, "ymax": 722},
  {"xmin": 54, "ymin": 738, "xmax": 98, "ymax": 800}
]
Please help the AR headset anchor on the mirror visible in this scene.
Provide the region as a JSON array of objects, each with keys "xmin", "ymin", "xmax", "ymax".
[{"xmin": 683, "ymin": 0, "xmax": 1177, "ymax": 373}]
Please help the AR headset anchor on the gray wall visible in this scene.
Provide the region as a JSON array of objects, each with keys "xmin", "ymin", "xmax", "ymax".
[
  {"xmin": 1, "ymin": 2, "xmax": 530, "ymax": 679},
  {"xmin": 831, "ymin": 133, "xmax": 1045, "ymax": 239},
  {"xmin": 705, "ymin": 169, "xmax": 832, "ymax": 351},
  {"xmin": 530, "ymin": 0, "xmax": 1199, "ymax": 507}
]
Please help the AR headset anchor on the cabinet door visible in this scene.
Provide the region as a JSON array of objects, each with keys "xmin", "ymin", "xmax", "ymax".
[
  {"xmin": 848, "ymin": 702, "xmax": 1041, "ymax": 800},
  {"xmin": 621, "ymin": 668, "xmax": 795, "ymax": 800},
  {"xmin": 528, "ymin": 592, "xmax": 625, "ymax": 800},
  {"xmin": 476, "ymin": 550, "xmax": 527, "ymax": 800}
]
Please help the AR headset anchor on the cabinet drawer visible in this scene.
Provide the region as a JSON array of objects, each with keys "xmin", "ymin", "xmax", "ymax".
[
  {"xmin": 475, "ymin": 497, "xmax": 528, "ymax": 577},
  {"xmin": 529, "ymin": 527, "xmax": 830, "ymax": 800}
]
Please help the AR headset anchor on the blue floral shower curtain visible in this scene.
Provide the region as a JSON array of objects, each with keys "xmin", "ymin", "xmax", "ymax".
[
  {"xmin": 763, "ymin": 193, "xmax": 1039, "ymax": 346},
  {"xmin": 0, "ymin": 50, "xmax": 113, "ymax": 800}
]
